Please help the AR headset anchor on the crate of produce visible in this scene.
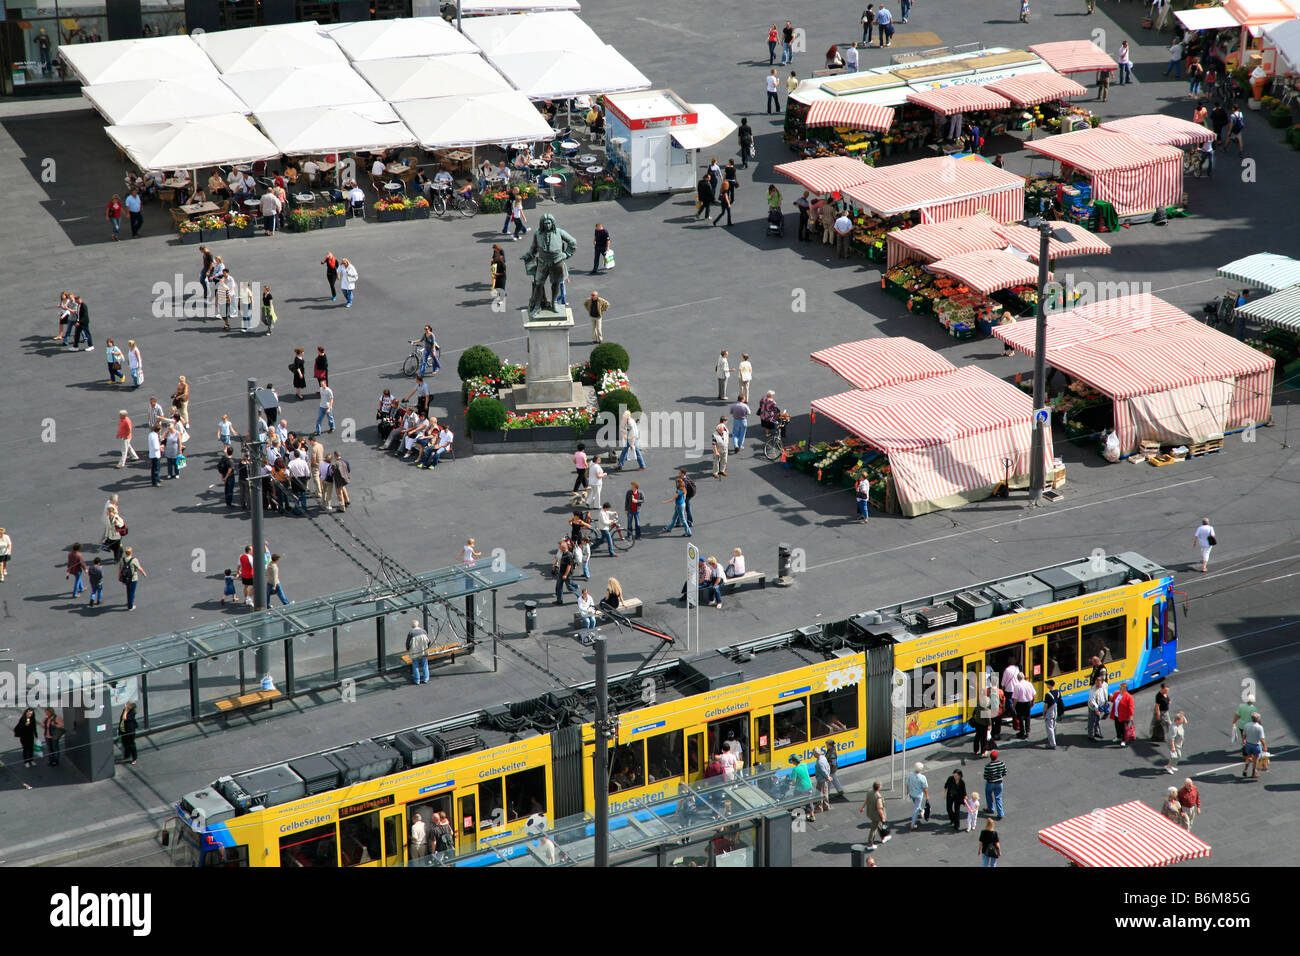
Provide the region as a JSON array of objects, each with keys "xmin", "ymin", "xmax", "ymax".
[
  {"xmin": 792, "ymin": 450, "xmax": 817, "ymax": 473},
  {"xmin": 949, "ymin": 324, "xmax": 977, "ymax": 341}
]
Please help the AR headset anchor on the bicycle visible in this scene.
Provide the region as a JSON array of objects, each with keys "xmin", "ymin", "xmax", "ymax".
[
  {"xmin": 579, "ymin": 520, "xmax": 636, "ymax": 553},
  {"xmin": 431, "ymin": 184, "xmax": 479, "ymax": 218},
  {"xmin": 760, "ymin": 414, "xmax": 791, "ymax": 462},
  {"xmin": 401, "ymin": 343, "xmax": 422, "ymax": 377}
]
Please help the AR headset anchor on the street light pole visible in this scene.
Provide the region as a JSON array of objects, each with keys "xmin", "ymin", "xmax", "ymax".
[
  {"xmin": 1027, "ymin": 225, "xmax": 1051, "ymax": 507},
  {"xmin": 593, "ymin": 635, "xmax": 610, "ymax": 867},
  {"xmin": 247, "ymin": 378, "xmax": 268, "ymax": 679}
]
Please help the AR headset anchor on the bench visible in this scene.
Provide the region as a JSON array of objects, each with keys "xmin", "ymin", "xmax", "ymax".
[
  {"xmin": 574, "ymin": 597, "xmax": 644, "ymax": 627},
  {"xmin": 400, "ymin": 644, "xmax": 462, "ymax": 668},
  {"xmin": 213, "ymin": 688, "xmax": 282, "ymax": 716},
  {"xmin": 724, "ymin": 570, "xmax": 767, "ymax": 594}
]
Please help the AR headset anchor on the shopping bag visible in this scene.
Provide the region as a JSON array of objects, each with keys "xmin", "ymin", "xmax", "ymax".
[
  {"xmin": 33, "ymin": 739, "xmax": 44, "ymax": 756},
  {"xmin": 604, "ymin": 249, "xmax": 616, "ymax": 270},
  {"xmin": 177, "ymin": 455, "xmax": 187, "ymax": 470},
  {"xmin": 1124, "ymin": 721, "xmax": 1136, "ymax": 743}
]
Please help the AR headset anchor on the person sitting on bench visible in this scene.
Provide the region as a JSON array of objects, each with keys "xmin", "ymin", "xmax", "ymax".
[
  {"xmin": 725, "ymin": 547, "xmax": 746, "ymax": 578},
  {"xmin": 599, "ymin": 576, "xmax": 623, "ymax": 613}
]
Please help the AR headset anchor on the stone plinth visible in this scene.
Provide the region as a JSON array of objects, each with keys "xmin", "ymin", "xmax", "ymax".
[{"xmin": 522, "ymin": 306, "xmax": 581, "ymax": 407}]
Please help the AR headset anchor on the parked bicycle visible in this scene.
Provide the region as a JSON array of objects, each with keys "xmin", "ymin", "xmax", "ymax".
[
  {"xmin": 431, "ymin": 183, "xmax": 479, "ymax": 218},
  {"xmin": 761, "ymin": 412, "xmax": 792, "ymax": 462}
]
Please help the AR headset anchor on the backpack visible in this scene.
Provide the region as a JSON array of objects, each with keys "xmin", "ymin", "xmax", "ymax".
[
  {"xmin": 118, "ymin": 559, "xmax": 134, "ymax": 584},
  {"xmin": 217, "ymin": 456, "xmax": 232, "ymax": 478},
  {"xmin": 1230, "ymin": 114, "xmax": 1244, "ymax": 133}
]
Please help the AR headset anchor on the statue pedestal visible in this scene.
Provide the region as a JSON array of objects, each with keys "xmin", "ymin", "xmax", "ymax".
[{"xmin": 520, "ymin": 307, "xmax": 585, "ymax": 410}]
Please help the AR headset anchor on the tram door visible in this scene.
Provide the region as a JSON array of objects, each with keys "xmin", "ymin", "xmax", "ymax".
[
  {"xmin": 707, "ymin": 714, "xmax": 750, "ymax": 770},
  {"xmin": 1028, "ymin": 645, "xmax": 1045, "ymax": 703},
  {"xmin": 456, "ymin": 789, "xmax": 480, "ymax": 854},
  {"xmin": 750, "ymin": 714, "xmax": 771, "ymax": 772},
  {"xmin": 381, "ymin": 808, "xmax": 405, "ymax": 867},
  {"xmin": 687, "ymin": 732, "xmax": 706, "ymax": 782},
  {"xmin": 964, "ymin": 658, "xmax": 983, "ymax": 720}
]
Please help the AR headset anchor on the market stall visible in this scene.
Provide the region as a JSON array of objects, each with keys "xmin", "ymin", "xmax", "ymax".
[
  {"xmin": 885, "ymin": 211, "xmax": 1007, "ymax": 268},
  {"xmin": 844, "ymin": 154, "xmax": 1026, "ymax": 224},
  {"xmin": 810, "ymin": 337, "xmax": 956, "ymax": 390},
  {"xmin": 1218, "ymin": 252, "xmax": 1300, "ymax": 292},
  {"xmin": 928, "ymin": 249, "xmax": 1049, "ymax": 296},
  {"xmin": 905, "ymin": 84, "xmax": 1014, "ymax": 147},
  {"xmin": 994, "ymin": 293, "xmax": 1275, "ymax": 453},
  {"xmin": 810, "ymin": 365, "xmax": 1056, "ymax": 517},
  {"xmin": 1232, "ymin": 285, "xmax": 1300, "ymax": 374},
  {"xmin": 1024, "ymin": 128, "xmax": 1183, "ymax": 222},
  {"xmin": 994, "ymin": 220, "xmax": 1112, "ymax": 261},
  {"xmin": 1039, "ymin": 801, "xmax": 1212, "ymax": 867},
  {"xmin": 1099, "ymin": 114, "xmax": 1216, "ymax": 148},
  {"xmin": 985, "ymin": 72, "xmax": 1091, "ymax": 136},
  {"xmin": 603, "ymin": 90, "xmax": 735, "ymax": 195},
  {"xmin": 1026, "ymin": 40, "xmax": 1117, "ymax": 76},
  {"xmin": 774, "ymin": 156, "xmax": 880, "ymax": 194},
  {"xmin": 1219, "ymin": 0, "xmax": 1299, "ymax": 74}
]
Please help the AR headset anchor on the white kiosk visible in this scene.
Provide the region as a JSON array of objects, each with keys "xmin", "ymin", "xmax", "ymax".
[{"xmin": 603, "ymin": 89, "xmax": 736, "ymax": 195}]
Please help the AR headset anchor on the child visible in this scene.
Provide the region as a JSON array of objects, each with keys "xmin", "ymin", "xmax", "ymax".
[
  {"xmin": 88, "ymin": 557, "xmax": 104, "ymax": 607},
  {"xmin": 462, "ymin": 538, "xmax": 482, "ymax": 566},
  {"xmin": 964, "ymin": 791, "xmax": 981, "ymax": 831},
  {"xmin": 221, "ymin": 568, "xmax": 237, "ymax": 604},
  {"xmin": 1019, "ymin": 0, "xmax": 1030, "ymax": 21},
  {"xmin": 218, "ymin": 413, "xmax": 235, "ymax": 447}
]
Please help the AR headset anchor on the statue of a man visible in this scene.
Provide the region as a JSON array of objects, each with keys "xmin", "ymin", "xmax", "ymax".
[{"xmin": 522, "ymin": 213, "xmax": 577, "ymax": 317}]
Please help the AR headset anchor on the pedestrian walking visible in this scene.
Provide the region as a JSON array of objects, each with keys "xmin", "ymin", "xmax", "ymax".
[
  {"xmin": 68, "ymin": 295, "xmax": 93, "ymax": 351},
  {"xmin": 617, "ymin": 409, "xmax": 646, "ymax": 470},
  {"xmin": 876, "ymin": 4, "xmax": 894, "ymax": 46},
  {"xmin": 787, "ymin": 754, "xmax": 817, "ymax": 821},
  {"xmin": 1111, "ymin": 681, "xmax": 1135, "ymax": 746},
  {"xmin": 781, "ymin": 20, "xmax": 795, "ymax": 64},
  {"xmin": 490, "ymin": 245, "xmax": 507, "ymax": 303},
  {"xmin": 862, "ymin": 6, "xmax": 875, "ymax": 44},
  {"xmin": 833, "ymin": 208, "xmax": 853, "ymax": 258},
  {"xmin": 115, "ymin": 409, "xmax": 140, "ymax": 468},
  {"xmin": 261, "ymin": 284, "xmax": 277, "ymax": 335},
  {"xmin": 266, "ymin": 553, "xmax": 290, "ymax": 605},
  {"xmin": 765, "ymin": 69, "xmax": 781, "ymax": 114},
  {"xmin": 1151, "ymin": 681, "xmax": 1172, "ymax": 741},
  {"xmin": 592, "ymin": 222, "xmax": 611, "ymax": 275},
  {"xmin": 662, "ymin": 477, "xmax": 692, "ymax": 536},
  {"xmin": 312, "ymin": 346, "xmax": 330, "ymax": 393},
  {"xmin": 963, "ymin": 791, "xmax": 980, "ymax": 831},
  {"xmin": 943, "ymin": 769, "xmax": 967, "ymax": 832},
  {"xmin": 983, "ymin": 750, "xmax": 1007, "ymax": 819},
  {"xmin": 127, "ymin": 340, "xmax": 142, "ymax": 388},
  {"xmin": 260, "ymin": 188, "xmax": 282, "ymax": 235},
  {"xmin": 813, "ymin": 748, "xmax": 833, "ymax": 813},
  {"xmin": 854, "ymin": 472, "xmax": 871, "ymax": 523},
  {"xmin": 406, "ymin": 619, "xmax": 432, "ymax": 684},
  {"xmin": 1211, "ymin": 101, "xmax": 1229, "ymax": 146},
  {"xmin": 1188, "ymin": 57, "xmax": 1205, "ymax": 96},
  {"xmin": 1161, "ymin": 786, "xmax": 1187, "ymax": 827},
  {"xmin": 823, "ymin": 739, "xmax": 845, "ymax": 797},
  {"xmin": 1163, "ymin": 39, "xmax": 1183, "ymax": 78},
  {"xmin": 1118, "ymin": 40, "xmax": 1132, "ymax": 84},
  {"xmin": 320, "ymin": 252, "xmax": 339, "ymax": 301},
  {"xmin": 1177, "ymin": 777, "xmax": 1201, "ymax": 829},
  {"xmin": 711, "ymin": 421, "xmax": 730, "ymax": 479},
  {"xmin": 217, "ymin": 271, "xmax": 235, "ymax": 329},
  {"xmin": 624, "ymin": 481, "xmax": 645, "ymax": 538},
  {"xmin": 339, "ymin": 258, "xmax": 358, "ymax": 307},
  {"xmin": 736, "ymin": 353, "xmax": 753, "ymax": 403},
  {"xmin": 119, "ymin": 545, "xmax": 145, "ymax": 610},
  {"xmin": 1019, "ymin": 0, "xmax": 1029, "ymax": 22},
  {"xmin": 172, "ymin": 375, "xmax": 190, "ymax": 425},
  {"xmin": 677, "ymin": 467, "xmax": 697, "ymax": 524},
  {"xmin": 712, "ymin": 180, "xmax": 733, "ymax": 227},
  {"xmin": 766, "ymin": 23, "xmax": 778, "ymax": 64},
  {"xmin": 730, "ymin": 398, "xmax": 750, "ymax": 451},
  {"xmin": 1241, "ymin": 713, "xmax": 1266, "ymax": 777},
  {"xmin": 1096, "ymin": 67, "xmax": 1110, "ymax": 101},
  {"xmin": 14, "ymin": 708, "xmax": 38, "ymax": 767},
  {"xmin": 1012, "ymin": 670, "xmax": 1034, "ymax": 739},
  {"xmin": 1167, "ymin": 712, "xmax": 1187, "ymax": 773},
  {"xmin": 553, "ymin": 539, "xmax": 580, "ymax": 604},
  {"xmin": 42, "ymin": 708, "xmax": 64, "ymax": 766},
  {"xmin": 409, "ymin": 813, "xmax": 428, "ymax": 858},
  {"xmin": 715, "ymin": 349, "xmax": 730, "ymax": 400},
  {"xmin": 571, "ymin": 442, "xmax": 590, "ymax": 502},
  {"xmin": 1087, "ymin": 674, "xmax": 1108, "ymax": 740},
  {"xmin": 125, "ymin": 187, "xmax": 143, "ymax": 237},
  {"xmin": 589, "ymin": 458, "xmax": 607, "ymax": 515},
  {"xmin": 163, "ymin": 419, "xmax": 182, "ymax": 479},
  {"xmin": 738, "ymin": 118, "xmax": 754, "ymax": 167},
  {"xmin": 586, "ymin": 290, "xmax": 610, "ymax": 344},
  {"xmin": 118, "ymin": 701, "xmax": 139, "ymax": 764},
  {"xmin": 1194, "ymin": 517, "xmax": 1216, "ymax": 571},
  {"xmin": 696, "ymin": 174, "xmax": 715, "ymax": 220},
  {"xmin": 1229, "ymin": 692, "xmax": 1257, "ymax": 750},
  {"xmin": 147, "ymin": 424, "xmax": 162, "ymax": 487},
  {"xmin": 1043, "ymin": 679, "xmax": 1062, "ymax": 749},
  {"xmin": 106, "ymin": 193, "xmax": 124, "ymax": 240},
  {"xmin": 0, "ymin": 526, "xmax": 10, "ymax": 582},
  {"xmin": 66, "ymin": 542, "xmax": 87, "ymax": 598},
  {"xmin": 858, "ymin": 781, "xmax": 892, "ymax": 848},
  {"xmin": 723, "ymin": 159, "xmax": 739, "ymax": 200},
  {"xmin": 283, "ymin": 347, "xmax": 306, "ymax": 400},
  {"xmin": 905, "ymin": 761, "xmax": 929, "ymax": 830},
  {"xmin": 978, "ymin": 818, "xmax": 1001, "ymax": 867}
]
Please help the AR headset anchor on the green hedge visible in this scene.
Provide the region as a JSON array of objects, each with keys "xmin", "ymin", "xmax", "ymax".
[
  {"xmin": 467, "ymin": 396, "xmax": 507, "ymax": 432},
  {"xmin": 459, "ymin": 345, "xmax": 501, "ymax": 381},
  {"xmin": 589, "ymin": 342, "xmax": 629, "ymax": 380},
  {"xmin": 598, "ymin": 388, "xmax": 640, "ymax": 418}
]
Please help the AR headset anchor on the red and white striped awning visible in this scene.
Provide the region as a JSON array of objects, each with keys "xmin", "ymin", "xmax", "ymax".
[
  {"xmin": 810, "ymin": 337, "xmax": 957, "ymax": 391},
  {"xmin": 773, "ymin": 156, "xmax": 880, "ymax": 194},
  {"xmin": 1025, "ymin": 128, "xmax": 1183, "ymax": 216},
  {"xmin": 995, "ymin": 221, "xmax": 1111, "ymax": 261},
  {"xmin": 1039, "ymin": 801, "xmax": 1212, "ymax": 867},
  {"xmin": 928, "ymin": 249, "xmax": 1049, "ymax": 296},
  {"xmin": 1100, "ymin": 114, "xmax": 1216, "ymax": 147},
  {"xmin": 844, "ymin": 155, "xmax": 1025, "ymax": 218},
  {"xmin": 985, "ymin": 72, "xmax": 1088, "ymax": 107},
  {"xmin": 887, "ymin": 212, "xmax": 1009, "ymax": 267},
  {"xmin": 1028, "ymin": 40, "xmax": 1119, "ymax": 75},
  {"xmin": 906, "ymin": 85, "xmax": 1013, "ymax": 116},
  {"xmin": 811, "ymin": 366, "xmax": 1053, "ymax": 515},
  {"xmin": 805, "ymin": 99, "xmax": 896, "ymax": 132}
]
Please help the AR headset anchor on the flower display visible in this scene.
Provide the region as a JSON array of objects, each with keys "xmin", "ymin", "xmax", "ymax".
[
  {"xmin": 177, "ymin": 219, "xmax": 200, "ymax": 234},
  {"xmin": 226, "ymin": 212, "xmax": 250, "ymax": 229},
  {"xmin": 374, "ymin": 194, "xmax": 412, "ymax": 211},
  {"xmin": 503, "ymin": 408, "xmax": 596, "ymax": 430},
  {"xmin": 596, "ymin": 368, "xmax": 630, "ymax": 396}
]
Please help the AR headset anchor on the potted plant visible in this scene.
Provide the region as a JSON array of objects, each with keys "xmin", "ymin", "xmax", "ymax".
[
  {"xmin": 198, "ymin": 214, "xmax": 226, "ymax": 240},
  {"xmin": 374, "ymin": 195, "xmax": 411, "ymax": 222},
  {"xmin": 519, "ymin": 182, "xmax": 539, "ymax": 210},
  {"xmin": 321, "ymin": 203, "xmax": 346, "ymax": 228},
  {"xmin": 177, "ymin": 219, "xmax": 201, "ymax": 245},
  {"xmin": 288, "ymin": 209, "xmax": 316, "ymax": 232},
  {"xmin": 593, "ymin": 177, "xmax": 619, "ymax": 201},
  {"xmin": 410, "ymin": 195, "xmax": 431, "ymax": 220},
  {"xmin": 225, "ymin": 212, "xmax": 254, "ymax": 239},
  {"xmin": 479, "ymin": 189, "xmax": 510, "ymax": 215},
  {"xmin": 573, "ymin": 182, "xmax": 593, "ymax": 203}
]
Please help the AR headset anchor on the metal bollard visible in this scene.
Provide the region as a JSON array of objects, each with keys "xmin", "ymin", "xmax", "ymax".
[
  {"xmin": 851, "ymin": 844, "xmax": 867, "ymax": 868},
  {"xmin": 524, "ymin": 600, "xmax": 537, "ymax": 634}
]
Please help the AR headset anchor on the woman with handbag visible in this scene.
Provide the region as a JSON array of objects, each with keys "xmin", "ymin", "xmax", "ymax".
[
  {"xmin": 104, "ymin": 503, "xmax": 126, "ymax": 563},
  {"xmin": 42, "ymin": 708, "xmax": 64, "ymax": 767},
  {"xmin": 104, "ymin": 338, "xmax": 126, "ymax": 384},
  {"xmin": 261, "ymin": 283, "xmax": 277, "ymax": 335},
  {"xmin": 1194, "ymin": 517, "xmax": 1216, "ymax": 572},
  {"xmin": 13, "ymin": 708, "xmax": 38, "ymax": 767},
  {"xmin": 858, "ymin": 780, "xmax": 891, "ymax": 849},
  {"xmin": 118, "ymin": 702, "xmax": 139, "ymax": 765},
  {"xmin": 978, "ymin": 818, "xmax": 1001, "ymax": 867}
]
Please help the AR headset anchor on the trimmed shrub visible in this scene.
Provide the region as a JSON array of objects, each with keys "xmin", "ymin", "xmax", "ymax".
[
  {"xmin": 459, "ymin": 344, "xmax": 501, "ymax": 381},
  {"xmin": 589, "ymin": 342, "xmax": 629, "ymax": 380},
  {"xmin": 466, "ymin": 396, "xmax": 507, "ymax": 433},
  {"xmin": 598, "ymin": 388, "xmax": 641, "ymax": 418}
]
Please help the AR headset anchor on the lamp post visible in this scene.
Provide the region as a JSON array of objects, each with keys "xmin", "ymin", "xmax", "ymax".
[{"xmin": 1020, "ymin": 217, "xmax": 1075, "ymax": 507}]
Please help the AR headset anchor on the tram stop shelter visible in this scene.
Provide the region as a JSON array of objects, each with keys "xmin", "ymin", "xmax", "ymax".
[
  {"xmin": 410, "ymin": 765, "xmax": 809, "ymax": 867},
  {"xmin": 25, "ymin": 561, "xmax": 529, "ymax": 736},
  {"xmin": 1039, "ymin": 801, "xmax": 1212, "ymax": 867},
  {"xmin": 811, "ymin": 365, "xmax": 1052, "ymax": 516},
  {"xmin": 993, "ymin": 293, "xmax": 1275, "ymax": 454}
]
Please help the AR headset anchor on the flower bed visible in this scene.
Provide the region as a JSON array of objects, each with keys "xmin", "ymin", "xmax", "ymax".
[
  {"xmin": 177, "ymin": 219, "xmax": 201, "ymax": 244},
  {"xmin": 479, "ymin": 189, "xmax": 511, "ymax": 215},
  {"xmin": 374, "ymin": 195, "xmax": 414, "ymax": 222},
  {"xmin": 504, "ymin": 407, "xmax": 595, "ymax": 432},
  {"xmin": 596, "ymin": 368, "xmax": 629, "ymax": 395},
  {"xmin": 226, "ymin": 212, "xmax": 253, "ymax": 238},
  {"xmin": 570, "ymin": 361, "xmax": 596, "ymax": 385}
]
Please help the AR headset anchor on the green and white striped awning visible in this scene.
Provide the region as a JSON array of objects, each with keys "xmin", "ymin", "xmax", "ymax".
[
  {"xmin": 1217, "ymin": 253, "xmax": 1300, "ymax": 294},
  {"xmin": 1235, "ymin": 285, "xmax": 1300, "ymax": 332}
]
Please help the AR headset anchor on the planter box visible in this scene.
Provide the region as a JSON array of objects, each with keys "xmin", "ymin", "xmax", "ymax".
[
  {"xmin": 375, "ymin": 207, "xmax": 410, "ymax": 223},
  {"xmin": 521, "ymin": 194, "xmax": 538, "ymax": 210},
  {"xmin": 199, "ymin": 229, "xmax": 224, "ymax": 242},
  {"xmin": 592, "ymin": 189, "xmax": 617, "ymax": 202},
  {"xmin": 573, "ymin": 190, "xmax": 593, "ymax": 203},
  {"xmin": 410, "ymin": 204, "xmax": 431, "ymax": 220},
  {"xmin": 322, "ymin": 214, "xmax": 345, "ymax": 229},
  {"xmin": 471, "ymin": 429, "xmax": 508, "ymax": 444},
  {"xmin": 178, "ymin": 230, "xmax": 201, "ymax": 245},
  {"xmin": 226, "ymin": 223, "xmax": 254, "ymax": 239}
]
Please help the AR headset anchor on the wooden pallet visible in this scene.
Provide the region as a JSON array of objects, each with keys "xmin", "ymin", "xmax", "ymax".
[{"xmin": 1187, "ymin": 438, "xmax": 1224, "ymax": 458}]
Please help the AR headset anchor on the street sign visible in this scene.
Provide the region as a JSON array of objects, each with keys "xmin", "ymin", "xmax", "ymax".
[
  {"xmin": 890, "ymin": 668, "xmax": 907, "ymax": 741},
  {"xmin": 1033, "ymin": 407, "xmax": 1050, "ymax": 426},
  {"xmin": 686, "ymin": 543, "xmax": 699, "ymax": 608}
]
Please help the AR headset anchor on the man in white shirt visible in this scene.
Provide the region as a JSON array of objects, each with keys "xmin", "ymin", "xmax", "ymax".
[
  {"xmin": 1012, "ymin": 674, "xmax": 1036, "ymax": 739},
  {"xmin": 715, "ymin": 349, "xmax": 730, "ymax": 401},
  {"xmin": 286, "ymin": 454, "xmax": 311, "ymax": 513},
  {"xmin": 596, "ymin": 503, "xmax": 620, "ymax": 557},
  {"xmin": 314, "ymin": 384, "xmax": 335, "ymax": 435},
  {"xmin": 259, "ymin": 189, "xmax": 281, "ymax": 236},
  {"xmin": 347, "ymin": 183, "xmax": 366, "ymax": 218},
  {"xmin": 844, "ymin": 43, "xmax": 859, "ymax": 73},
  {"xmin": 433, "ymin": 169, "xmax": 453, "ymax": 185},
  {"xmin": 147, "ymin": 426, "xmax": 162, "ymax": 487},
  {"xmin": 833, "ymin": 210, "xmax": 854, "ymax": 258},
  {"xmin": 301, "ymin": 159, "xmax": 319, "ymax": 183},
  {"xmin": 712, "ymin": 421, "xmax": 730, "ymax": 479},
  {"xmin": 617, "ymin": 409, "xmax": 645, "ymax": 469},
  {"xmin": 371, "ymin": 156, "xmax": 386, "ymax": 183},
  {"xmin": 386, "ymin": 409, "xmax": 419, "ymax": 450},
  {"xmin": 766, "ymin": 69, "xmax": 781, "ymax": 114},
  {"xmin": 419, "ymin": 426, "xmax": 454, "ymax": 468},
  {"xmin": 409, "ymin": 813, "xmax": 428, "ymax": 858}
]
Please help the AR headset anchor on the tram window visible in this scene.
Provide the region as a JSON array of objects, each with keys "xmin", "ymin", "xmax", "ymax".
[
  {"xmin": 279, "ymin": 823, "xmax": 337, "ymax": 868},
  {"xmin": 505, "ymin": 765, "xmax": 548, "ymax": 822},
  {"xmin": 811, "ymin": 687, "xmax": 857, "ymax": 733},
  {"xmin": 646, "ymin": 730, "xmax": 683, "ymax": 783},
  {"xmin": 773, "ymin": 698, "xmax": 808, "ymax": 746},
  {"xmin": 479, "ymin": 777, "xmax": 504, "ymax": 829},
  {"xmin": 939, "ymin": 658, "xmax": 963, "ymax": 706},
  {"xmin": 687, "ymin": 733, "xmax": 704, "ymax": 776},
  {"xmin": 1047, "ymin": 629, "xmax": 1079, "ymax": 676},
  {"xmin": 216, "ymin": 845, "xmax": 249, "ymax": 868},
  {"xmin": 904, "ymin": 664, "xmax": 937, "ymax": 713},
  {"xmin": 609, "ymin": 743, "xmax": 646, "ymax": 793},
  {"xmin": 1081, "ymin": 616, "xmax": 1126, "ymax": 665},
  {"xmin": 1163, "ymin": 603, "xmax": 1176, "ymax": 644},
  {"xmin": 339, "ymin": 810, "xmax": 382, "ymax": 866}
]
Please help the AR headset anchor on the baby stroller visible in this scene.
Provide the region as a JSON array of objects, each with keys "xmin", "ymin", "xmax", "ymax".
[{"xmin": 766, "ymin": 208, "xmax": 785, "ymax": 237}]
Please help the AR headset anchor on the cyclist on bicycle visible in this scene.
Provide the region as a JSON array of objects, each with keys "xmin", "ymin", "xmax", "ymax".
[{"xmin": 758, "ymin": 390, "xmax": 787, "ymax": 443}]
